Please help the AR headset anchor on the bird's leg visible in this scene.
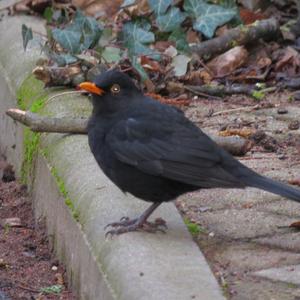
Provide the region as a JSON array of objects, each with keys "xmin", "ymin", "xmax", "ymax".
[{"xmin": 105, "ymin": 202, "xmax": 167, "ymax": 236}]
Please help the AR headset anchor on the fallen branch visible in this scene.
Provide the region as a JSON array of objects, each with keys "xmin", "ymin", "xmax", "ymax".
[
  {"xmin": 191, "ymin": 18, "xmax": 280, "ymax": 60},
  {"xmin": 6, "ymin": 108, "xmax": 252, "ymax": 155},
  {"xmin": 6, "ymin": 109, "xmax": 88, "ymax": 134}
]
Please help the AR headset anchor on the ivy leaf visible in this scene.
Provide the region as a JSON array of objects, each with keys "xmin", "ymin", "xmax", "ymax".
[
  {"xmin": 148, "ymin": 0, "xmax": 172, "ymax": 15},
  {"xmin": 21, "ymin": 24, "xmax": 33, "ymax": 51},
  {"xmin": 131, "ymin": 56, "xmax": 149, "ymax": 81},
  {"xmin": 42, "ymin": 44, "xmax": 78, "ymax": 66},
  {"xmin": 52, "ymin": 28, "xmax": 82, "ymax": 54},
  {"xmin": 184, "ymin": 0, "xmax": 236, "ymax": 38},
  {"xmin": 102, "ymin": 47, "xmax": 121, "ymax": 63},
  {"xmin": 122, "ymin": 20, "xmax": 159, "ymax": 60},
  {"xmin": 156, "ymin": 7, "xmax": 186, "ymax": 32},
  {"xmin": 168, "ymin": 28, "xmax": 189, "ymax": 52},
  {"xmin": 72, "ymin": 11, "xmax": 103, "ymax": 50},
  {"xmin": 40, "ymin": 285, "xmax": 63, "ymax": 295},
  {"xmin": 52, "ymin": 11, "xmax": 103, "ymax": 54},
  {"xmin": 184, "ymin": 0, "xmax": 205, "ymax": 16}
]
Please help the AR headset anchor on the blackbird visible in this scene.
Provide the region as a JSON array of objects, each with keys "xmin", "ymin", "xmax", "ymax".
[{"xmin": 79, "ymin": 70, "xmax": 300, "ymax": 236}]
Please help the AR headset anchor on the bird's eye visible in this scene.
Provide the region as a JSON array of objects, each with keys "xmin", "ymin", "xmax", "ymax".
[{"xmin": 110, "ymin": 84, "xmax": 121, "ymax": 94}]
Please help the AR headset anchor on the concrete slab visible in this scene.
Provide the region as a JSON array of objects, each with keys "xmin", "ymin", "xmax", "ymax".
[
  {"xmin": 254, "ymin": 264, "xmax": 300, "ymax": 285},
  {"xmin": 199, "ymin": 208, "xmax": 297, "ymax": 240},
  {"xmin": 230, "ymin": 277, "xmax": 300, "ymax": 300},
  {"xmin": 255, "ymin": 232, "xmax": 300, "ymax": 252},
  {"xmin": 214, "ymin": 243, "xmax": 300, "ymax": 272},
  {"xmin": 0, "ymin": 16, "xmax": 44, "ymax": 173}
]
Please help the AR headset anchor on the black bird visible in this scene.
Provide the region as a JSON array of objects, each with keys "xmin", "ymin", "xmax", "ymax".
[{"xmin": 79, "ymin": 70, "xmax": 300, "ymax": 236}]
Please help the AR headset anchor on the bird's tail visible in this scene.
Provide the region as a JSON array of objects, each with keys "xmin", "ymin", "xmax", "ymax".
[{"xmin": 242, "ymin": 174, "xmax": 300, "ymax": 202}]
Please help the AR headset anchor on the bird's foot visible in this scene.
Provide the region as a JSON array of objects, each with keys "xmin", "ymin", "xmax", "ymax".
[{"xmin": 105, "ymin": 216, "xmax": 167, "ymax": 237}]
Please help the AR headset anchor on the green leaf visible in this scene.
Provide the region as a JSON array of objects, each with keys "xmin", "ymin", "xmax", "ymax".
[
  {"xmin": 102, "ymin": 47, "xmax": 121, "ymax": 63},
  {"xmin": 148, "ymin": 0, "xmax": 172, "ymax": 15},
  {"xmin": 98, "ymin": 27, "xmax": 113, "ymax": 47},
  {"xmin": 72, "ymin": 11, "xmax": 103, "ymax": 50},
  {"xmin": 131, "ymin": 56, "xmax": 149, "ymax": 81},
  {"xmin": 42, "ymin": 44, "xmax": 78, "ymax": 66},
  {"xmin": 59, "ymin": 53, "xmax": 78, "ymax": 65},
  {"xmin": 21, "ymin": 24, "xmax": 33, "ymax": 51},
  {"xmin": 168, "ymin": 28, "xmax": 189, "ymax": 52},
  {"xmin": 122, "ymin": 20, "xmax": 159, "ymax": 60},
  {"xmin": 52, "ymin": 28, "xmax": 82, "ymax": 53},
  {"xmin": 40, "ymin": 285, "xmax": 63, "ymax": 295},
  {"xmin": 184, "ymin": 0, "xmax": 236, "ymax": 38},
  {"xmin": 183, "ymin": 0, "xmax": 205, "ymax": 16},
  {"xmin": 156, "ymin": 7, "xmax": 186, "ymax": 32},
  {"xmin": 52, "ymin": 11, "xmax": 103, "ymax": 54}
]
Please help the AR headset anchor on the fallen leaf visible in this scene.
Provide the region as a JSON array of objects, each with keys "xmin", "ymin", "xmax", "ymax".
[
  {"xmin": 239, "ymin": 8, "xmax": 266, "ymax": 25},
  {"xmin": 146, "ymin": 93, "xmax": 191, "ymax": 107},
  {"xmin": 288, "ymin": 179, "xmax": 300, "ymax": 186},
  {"xmin": 219, "ymin": 128, "xmax": 255, "ymax": 138},
  {"xmin": 207, "ymin": 46, "xmax": 248, "ymax": 77},
  {"xmin": 275, "ymin": 46, "xmax": 300, "ymax": 75},
  {"xmin": 289, "ymin": 221, "xmax": 300, "ymax": 229},
  {"xmin": 72, "ymin": 0, "xmax": 123, "ymax": 18},
  {"xmin": 171, "ymin": 54, "xmax": 191, "ymax": 77},
  {"xmin": 140, "ymin": 56, "xmax": 162, "ymax": 72}
]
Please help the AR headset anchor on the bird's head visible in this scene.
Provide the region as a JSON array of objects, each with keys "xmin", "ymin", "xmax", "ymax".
[{"xmin": 79, "ymin": 70, "xmax": 141, "ymax": 114}]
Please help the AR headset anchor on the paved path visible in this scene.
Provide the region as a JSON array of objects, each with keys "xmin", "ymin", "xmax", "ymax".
[{"xmin": 179, "ymin": 104, "xmax": 300, "ymax": 299}]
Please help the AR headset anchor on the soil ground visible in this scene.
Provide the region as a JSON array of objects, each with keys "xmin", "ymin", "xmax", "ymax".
[{"xmin": 0, "ymin": 159, "xmax": 74, "ymax": 300}]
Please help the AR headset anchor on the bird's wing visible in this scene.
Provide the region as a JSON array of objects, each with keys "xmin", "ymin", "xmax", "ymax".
[{"xmin": 106, "ymin": 115, "xmax": 243, "ymax": 188}]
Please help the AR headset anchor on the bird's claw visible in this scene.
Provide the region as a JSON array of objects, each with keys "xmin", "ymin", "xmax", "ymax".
[{"xmin": 104, "ymin": 217, "xmax": 167, "ymax": 238}]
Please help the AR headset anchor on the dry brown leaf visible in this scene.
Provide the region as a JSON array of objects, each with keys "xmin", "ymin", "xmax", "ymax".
[
  {"xmin": 185, "ymin": 70, "xmax": 212, "ymax": 85},
  {"xmin": 186, "ymin": 29, "xmax": 201, "ymax": 44},
  {"xmin": 288, "ymin": 179, "xmax": 300, "ymax": 187},
  {"xmin": 275, "ymin": 46, "xmax": 300, "ymax": 73},
  {"xmin": 239, "ymin": 8, "xmax": 266, "ymax": 25},
  {"xmin": 219, "ymin": 128, "xmax": 255, "ymax": 138},
  {"xmin": 207, "ymin": 46, "xmax": 248, "ymax": 77},
  {"xmin": 146, "ymin": 93, "xmax": 191, "ymax": 107},
  {"xmin": 72, "ymin": 0, "xmax": 123, "ymax": 17},
  {"xmin": 140, "ymin": 56, "xmax": 162, "ymax": 72},
  {"xmin": 55, "ymin": 273, "xmax": 64, "ymax": 285},
  {"xmin": 289, "ymin": 221, "xmax": 300, "ymax": 229},
  {"xmin": 123, "ymin": 0, "xmax": 150, "ymax": 16}
]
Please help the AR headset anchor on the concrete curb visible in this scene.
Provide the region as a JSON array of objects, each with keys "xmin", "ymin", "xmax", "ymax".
[{"xmin": 0, "ymin": 16, "xmax": 226, "ymax": 300}]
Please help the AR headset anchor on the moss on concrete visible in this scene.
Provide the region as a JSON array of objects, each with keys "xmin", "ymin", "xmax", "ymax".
[
  {"xmin": 17, "ymin": 75, "xmax": 48, "ymax": 183},
  {"xmin": 16, "ymin": 74, "xmax": 46, "ymax": 110},
  {"xmin": 50, "ymin": 166, "xmax": 80, "ymax": 222}
]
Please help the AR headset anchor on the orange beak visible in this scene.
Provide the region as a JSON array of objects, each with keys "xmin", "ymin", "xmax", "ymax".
[{"xmin": 78, "ymin": 82, "xmax": 104, "ymax": 95}]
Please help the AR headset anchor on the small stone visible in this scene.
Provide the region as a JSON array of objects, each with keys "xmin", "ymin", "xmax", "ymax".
[
  {"xmin": 277, "ymin": 107, "xmax": 288, "ymax": 114},
  {"xmin": 209, "ymin": 232, "xmax": 215, "ymax": 237},
  {"xmin": 52, "ymin": 265, "xmax": 58, "ymax": 271},
  {"xmin": 288, "ymin": 120, "xmax": 300, "ymax": 130}
]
